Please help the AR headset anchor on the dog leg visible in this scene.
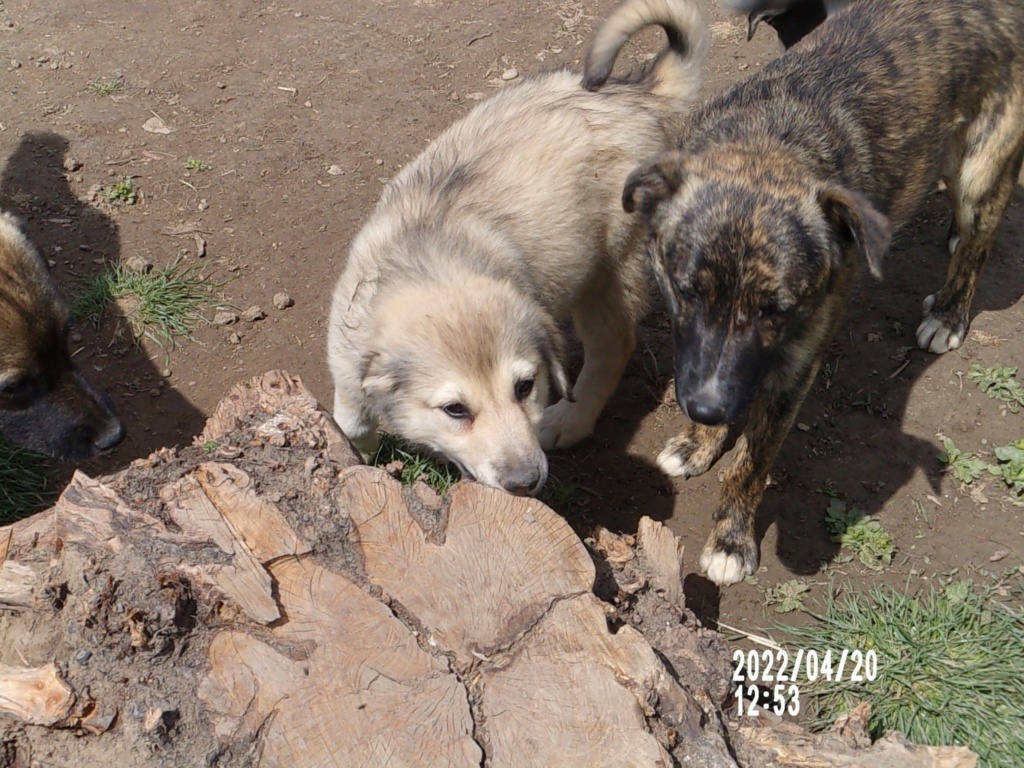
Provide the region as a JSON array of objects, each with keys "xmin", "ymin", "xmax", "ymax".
[
  {"xmin": 918, "ymin": 104, "xmax": 1024, "ymax": 354},
  {"xmin": 657, "ymin": 422, "xmax": 731, "ymax": 478},
  {"xmin": 540, "ymin": 284, "xmax": 635, "ymax": 451},
  {"xmin": 699, "ymin": 361, "xmax": 819, "ymax": 585}
]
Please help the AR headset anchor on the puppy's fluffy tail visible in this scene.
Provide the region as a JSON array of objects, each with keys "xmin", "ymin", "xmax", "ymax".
[{"xmin": 583, "ymin": 0, "xmax": 709, "ymax": 108}]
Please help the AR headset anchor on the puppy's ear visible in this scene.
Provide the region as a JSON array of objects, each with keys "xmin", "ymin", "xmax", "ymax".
[
  {"xmin": 622, "ymin": 152, "xmax": 687, "ymax": 219},
  {"xmin": 359, "ymin": 349, "xmax": 401, "ymax": 398},
  {"xmin": 818, "ymin": 185, "xmax": 891, "ymax": 280},
  {"xmin": 537, "ymin": 314, "xmax": 573, "ymax": 403}
]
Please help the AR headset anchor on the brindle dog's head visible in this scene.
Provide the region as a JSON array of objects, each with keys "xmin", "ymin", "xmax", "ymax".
[
  {"xmin": 0, "ymin": 212, "xmax": 124, "ymax": 459},
  {"xmin": 624, "ymin": 148, "xmax": 890, "ymax": 428}
]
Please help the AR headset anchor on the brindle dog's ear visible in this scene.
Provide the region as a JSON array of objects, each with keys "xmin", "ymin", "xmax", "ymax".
[
  {"xmin": 622, "ymin": 152, "xmax": 687, "ymax": 219},
  {"xmin": 818, "ymin": 185, "xmax": 891, "ymax": 280}
]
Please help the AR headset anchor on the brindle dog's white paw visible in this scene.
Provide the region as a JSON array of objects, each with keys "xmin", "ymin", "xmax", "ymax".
[
  {"xmin": 699, "ymin": 549, "xmax": 753, "ymax": 586},
  {"xmin": 657, "ymin": 443, "xmax": 691, "ymax": 477},
  {"xmin": 539, "ymin": 401, "xmax": 593, "ymax": 451},
  {"xmin": 916, "ymin": 296, "xmax": 964, "ymax": 354}
]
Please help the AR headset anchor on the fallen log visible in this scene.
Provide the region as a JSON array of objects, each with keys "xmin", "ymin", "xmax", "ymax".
[{"xmin": 0, "ymin": 371, "xmax": 978, "ymax": 767}]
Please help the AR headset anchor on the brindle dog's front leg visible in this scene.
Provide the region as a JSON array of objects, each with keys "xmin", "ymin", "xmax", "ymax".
[{"xmin": 699, "ymin": 361, "xmax": 820, "ymax": 586}]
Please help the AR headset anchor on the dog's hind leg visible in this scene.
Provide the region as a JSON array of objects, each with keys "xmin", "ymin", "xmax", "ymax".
[
  {"xmin": 539, "ymin": 278, "xmax": 635, "ymax": 451},
  {"xmin": 918, "ymin": 98, "xmax": 1024, "ymax": 354}
]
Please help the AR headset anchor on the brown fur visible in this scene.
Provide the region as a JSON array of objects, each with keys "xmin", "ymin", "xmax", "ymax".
[
  {"xmin": 625, "ymin": 0, "xmax": 1024, "ymax": 584},
  {"xmin": 0, "ymin": 211, "xmax": 124, "ymax": 459}
]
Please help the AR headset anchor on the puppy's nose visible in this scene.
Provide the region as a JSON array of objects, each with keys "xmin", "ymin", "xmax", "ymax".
[
  {"xmin": 684, "ymin": 396, "xmax": 726, "ymax": 426},
  {"xmin": 93, "ymin": 418, "xmax": 126, "ymax": 451},
  {"xmin": 502, "ymin": 467, "xmax": 544, "ymax": 497}
]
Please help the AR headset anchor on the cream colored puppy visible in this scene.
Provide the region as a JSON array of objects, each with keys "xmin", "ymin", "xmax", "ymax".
[{"xmin": 328, "ymin": 0, "xmax": 708, "ymax": 494}]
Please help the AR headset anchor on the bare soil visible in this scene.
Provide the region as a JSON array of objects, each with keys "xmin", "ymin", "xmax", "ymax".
[{"xmin": 1, "ymin": 0, "xmax": 1022, "ymax": 662}]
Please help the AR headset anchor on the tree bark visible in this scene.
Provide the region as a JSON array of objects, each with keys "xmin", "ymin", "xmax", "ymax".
[{"xmin": 0, "ymin": 371, "xmax": 977, "ymax": 768}]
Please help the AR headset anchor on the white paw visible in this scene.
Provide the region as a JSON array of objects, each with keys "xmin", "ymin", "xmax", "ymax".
[
  {"xmin": 657, "ymin": 444, "xmax": 689, "ymax": 478},
  {"xmin": 539, "ymin": 401, "xmax": 593, "ymax": 451},
  {"xmin": 699, "ymin": 549, "xmax": 751, "ymax": 586},
  {"xmin": 916, "ymin": 313, "xmax": 962, "ymax": 354}
]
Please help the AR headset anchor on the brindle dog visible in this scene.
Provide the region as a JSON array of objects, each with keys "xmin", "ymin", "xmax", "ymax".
[
  {"xmin": 625, "ymin": 0, "xmax": 1024, "ymax": 585},
  {"xmin": 0, "ymin": 211, "xmax": 124, "ymax": 460}
]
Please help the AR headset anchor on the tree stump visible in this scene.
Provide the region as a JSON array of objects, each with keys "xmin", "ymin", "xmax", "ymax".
[{"xmin": 0, "ymin": 371, "xmax": 978, "ymax": 767}]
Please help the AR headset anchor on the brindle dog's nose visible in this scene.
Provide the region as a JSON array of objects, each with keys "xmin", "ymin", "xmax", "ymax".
[
  {"xmin": 93, "ymin": 417, "xmax": 126, "ymax": 451},
  {"xmin": 684, "ymin": 396, "xmax": 727, "ymax": 427}
]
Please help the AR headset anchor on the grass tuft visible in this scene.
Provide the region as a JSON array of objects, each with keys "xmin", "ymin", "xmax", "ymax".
[
  {"xmin": 780, "ymin": 580, "xmax": 1024, "ymax": 767},
  {"xmin": 0, "ymin": 440, "xmax": 57, "ymax": 523},
  {"xmin": 88, "ymin": 75, "xmax": 124, "ymax": 95},
  {"xmin": 369, "ymin": 434, "xmax": 460, "ymax": 495},
  {"xmin": 73, "ymin": 258, "xmax": 212, "ymax": 349}
]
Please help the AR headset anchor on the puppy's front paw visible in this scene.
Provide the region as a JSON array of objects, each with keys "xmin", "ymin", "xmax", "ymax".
[
  {"xmin": 916, "ymin": 294, "xmax": 966, "ymax": 354},
  {"xmin": 539, "ymin": 400, "xmax": 594, "ymax": 451},
  {"xmin": 699, "ymin": 534, "xmax": 759, "ymax": 586},
  {"xmin": 656, "ymin": 424, "xmax": 729, "ymax": 479}
]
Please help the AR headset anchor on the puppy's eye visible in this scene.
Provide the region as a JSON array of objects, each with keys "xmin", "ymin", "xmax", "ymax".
[
  {"xmin": 442, "ymin": 402, "xmax": 471, "ymax": 420},
  {"xmin": 514, "ymin": 378, "xmax": 535, "ymax": 401},
  {"xmin": 758, "ymin": 304, "xmax": 786, "ymax": 320}
]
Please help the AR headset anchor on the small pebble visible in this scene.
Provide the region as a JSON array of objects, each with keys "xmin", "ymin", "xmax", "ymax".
[
  {"xmin": 228, "ymin": 332, "xmax": 242, "ymax": 345},
  {"xmin": 74, "ymin": 649, "xmax": 92, "ymax": 664},
  {"xmin": 161, "ymin": 368, "xmax": 172, "ymax": 377},
  {"xmin": 326, "ymin": 164, "xmax": 345, "ymax": 176},
  {"xmin": 273, "ymin": 292, "xmax": 294, "ymax": 310},
  {"xmin": 375, "ymin": 158, "xmax": 384, "ymax": 166},
  {"xmin": 501, "ymin": 68, "xmax": 519, "ymax": 81},
  {"xmin": 71, "ymin": 332, "xmax": 82, "ymax": 343},
  {"xmin": 796, "ymin": 422, "xmax": 811, "ymax": 432},
  {"xmin": 62, "ymin": 156, "xmax": 83, "ymax": 172},
  {"xmin": 124, "ymin": 255, "xmax": 152, "ymax": 273},
  {"xmin": 149, "ymin": 388, "xmax": 161, "ymax": 397},
  {"xmin": 241, "ymin": 305, "xmax": 266, "ymax": 322},
  {"xmin": 213, "ymin": 310, "xmax": 239, "ymax": 326}
]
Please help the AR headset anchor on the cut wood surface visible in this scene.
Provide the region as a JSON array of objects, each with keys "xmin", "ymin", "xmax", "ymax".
[{"xmin": 0, "ymin": 371, "xmax": 979, "ymax": 767}]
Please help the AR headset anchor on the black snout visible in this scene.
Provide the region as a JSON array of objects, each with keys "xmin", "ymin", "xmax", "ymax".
[
  {"xmin": 92, "ymin": 416, "xmax": 126, "ymax": 452},
  {"xmin": 682, "ymin": 395, "xmax": 728, "ymax": 427}
]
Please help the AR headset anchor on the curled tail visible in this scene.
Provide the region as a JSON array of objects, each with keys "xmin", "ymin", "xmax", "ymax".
[{"xmin": 583, "ymin": 0, "xmax": 709, "ymax": 109}]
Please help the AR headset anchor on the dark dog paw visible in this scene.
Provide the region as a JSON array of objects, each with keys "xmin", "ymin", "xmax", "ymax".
[
  {"xmin": 699, "ymin": 522, "xmax": 759, "ymax": 586},
  {"xmin": 656, "ymin": 423, "xmax": 729, "ymax": 478},
  {"xmin": 917, "ymin": 293, "xmax": 968, "ymax": 354}
]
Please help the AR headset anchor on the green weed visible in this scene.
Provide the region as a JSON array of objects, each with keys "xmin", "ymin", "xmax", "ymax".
[
  {"xmin": 825, "ymin": 497, "xmax": 894, "ymax": 571},
  {"xmin": 764, "ymin": 579, "xmax": 811, "ymax": 613},
  {"xmin": 101, "ymin": 178, "xmax": 136, "ymax": 205},
  {"xmin": 88, "ymin": 75, "xmax": 123, "ymax": 95},
  {"xmin": 369, "ymin": 434, "xmax": 459, "ymax": 495},
  {"xmin": 968, "ymin": 363, "xmax": 1024, "ymax": 413},
  {"xmin": 780, "ymin": 580, "xmax": 1024, "ymax": 768}
]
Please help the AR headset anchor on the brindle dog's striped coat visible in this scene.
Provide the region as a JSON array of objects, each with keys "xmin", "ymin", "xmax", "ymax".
[{"xmin": 625, "ymin": 0, "xmax": 1024, "ymax": 584}]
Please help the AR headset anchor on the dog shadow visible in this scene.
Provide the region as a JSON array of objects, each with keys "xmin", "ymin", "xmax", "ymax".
[
  {"xmin": 541, "ymin": 312, "xmax": 680, "ymax": 535},
  {"xmin": 0, "ymin": 132, "xmax": 207, "ymax": 495},
  {"xmin": 758, "ymin": 188, "xmax": 1024, "ymax": 580}
]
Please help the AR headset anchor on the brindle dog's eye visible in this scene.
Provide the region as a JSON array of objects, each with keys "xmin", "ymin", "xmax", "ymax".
[
  {"xmin": 758, "ymin": 304, "xmax": 785, "ymax": 320},
  {"xmin": 442, "ymin": 402, "xmax": 471, "ymax": 420},
  {"xmin": 514, "ymin": 378, "xmax": 534, "ymax": 401}
]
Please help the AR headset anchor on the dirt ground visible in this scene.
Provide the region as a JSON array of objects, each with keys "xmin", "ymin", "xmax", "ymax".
[{"xmin": 1, "ymin": 0, "xmax": 1022, "ymax": 644}]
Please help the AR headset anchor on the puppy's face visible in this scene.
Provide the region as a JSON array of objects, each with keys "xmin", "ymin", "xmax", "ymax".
[
  {"xmin": 0, "ymin": 213, "xmax": 125, "ymax": 459},
  {"xmin": 624, "ymin": 151, "xmax": 889, "ymax": 427},
  {"xmin": 362, "ymin": 279, "xmax": 570, "ymax": 495}
]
